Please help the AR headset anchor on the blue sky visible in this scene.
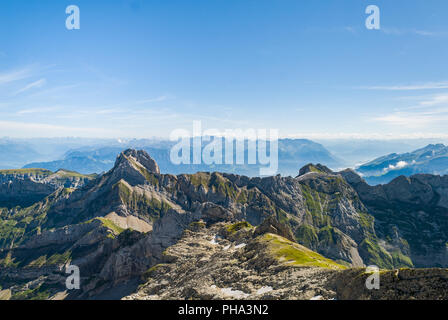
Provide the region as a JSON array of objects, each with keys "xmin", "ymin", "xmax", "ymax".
[{"xmin": 1, "ymin": 0, "xmax": 448, "ymax": 139}]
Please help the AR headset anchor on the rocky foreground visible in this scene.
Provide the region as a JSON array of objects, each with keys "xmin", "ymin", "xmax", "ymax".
[
  {"xmin": 124, "ymin": 219, "xmax": 448, "ymax": 300},
  {"xmin": 1, "ymin": 149, "xmax": 448, "ymax": 300}
]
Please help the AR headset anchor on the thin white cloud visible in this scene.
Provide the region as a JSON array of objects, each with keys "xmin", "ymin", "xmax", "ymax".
[
  {"xmin": 394, "ymin": 94, "xmax": 448, "ymax": 111},
  {"xmin": 381, "ymin": 27, "xmax": 405, "ymax": 36},
  {"xmin": 343, "ymin": 26, "xmax": 357, "ymax": 34},
  {"xmin": 285, "ymin": 132, "xmax": 448, "ymax": 140},
  {"xmin": 16, "ymin": 106, "xmax": 59, "ymax": 115},
  {"xmin": 135, "ymin": 96, "xmax": 169, "ymax": 104},
  {"xmin": 372, "ymin": 90, "xmax": 448, "ymax": 129},
  {"xmin": 415, "ymin": 30, "xmax": 436, "ymax": 36},
  {"xmin": 0, "ymin": 120, "xmax": 116, "ymax": 137},
  {"xmin": 27, "ymin": 83, "xmax": 82, "ymax": 98},
  {"xmin": 373, "ymin": 111, "xmax": 448, "ymax": 128},
  {"xmin": 383, "ymin": 160, "xmax": 413, "ymax": 173},
  {"xmin": 13, "ymin": 78, "xmax": 46, "ymax": 95},
  {"xmin": 0, "ymin": 68, "xmax": 32, "ymax": 85},
  {"xmin": 419, "ymin": 94, "xmax": 448, "ymax": 107},
  {"xmin": 381, "ymin": 28, "xmax": 446, "ymax": 37},
  {"xmin": 95, "ymin": 108, "xmax": 124, "ymax": 115},
  {"xmin": 362, "ymin": 81, "xmax": 448, "ymax": 91}
]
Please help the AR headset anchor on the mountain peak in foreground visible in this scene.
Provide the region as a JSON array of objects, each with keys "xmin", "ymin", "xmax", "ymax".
[
  {"xmin": 115, "ymin": 149, "xmax": 160, "ymax": 174},
  {"xmin": 298, "ymin": 163, "xmax": 334, "ymax": 176}
]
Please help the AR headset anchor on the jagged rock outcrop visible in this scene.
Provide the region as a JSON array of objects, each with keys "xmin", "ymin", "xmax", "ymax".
[
  {"xmin": 333, "ymin": 268, "xmax": 448, "ymax": 300},
  {"xmin": 341, "ymin": 170, "xmax": 448, "ymax": 268},
  {"xmin": 298, "ymin": 163, "xmax": 334, "ymax": 177},
  {"xmin": 253, "ymin": 216, "xmax": 295, "ymax": 242},
  {"xmin": 0, "ymin": 169, "xmax": 95, "ymax": 208},
  {"xmin": 124, "ymin": 222, "xmax": 345, "ymax": 300}
]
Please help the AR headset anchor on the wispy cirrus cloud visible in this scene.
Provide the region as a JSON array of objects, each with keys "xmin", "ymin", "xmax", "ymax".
[
  {"xmin": 0, "ymin": 68, "xmax": 33, "ymax": 85},
  {"xmin": 135, "ymin": 95, "xmax": 170, "ymax": 104},
  {"xmin": 373, "ymin": 112, "xmax": 448, "ymax": 127},
  {"xmin": 373, "ymin": 91, "xmax": 448, "ymax": 128},
  {"xmin": 13, "ymin": 78, "xmax": 47, "ymax": 95},
  {"xmin": 361, "ymin": 81, "xmax": 448, "ymax": 91},
  {"xmin": 0, "ymin": 120, "xmax": 116, "ymax": 137},
  {"xmin": 415, "ymin": 94, "xmax": 448, "ymax": 108},
  {"xmin": 343, "ymin": 26, "xmax": 357, "ymax": 34},
  {"xmin": 286, "ymin": 132, "xmax": 448, "ymax": 140},
  {"xmin": 16, "ymin": 106, "xmax": 60, "ymax": 115},
  {"xmin": 381, "ymin": 27, "xmax": 447, "ymax": 37}
]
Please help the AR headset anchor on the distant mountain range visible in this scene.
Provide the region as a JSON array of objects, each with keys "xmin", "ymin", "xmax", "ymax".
[
  {"xmin": 0, "ymin": 140, "xmax": 41, "ymax": 169},
  {"xmin": 0, "ymin": 137, "xmax": 169, "ymax": 169},
  {"xmin": 23, "ymin": 139, "xmax": 342, "ymax": 177},
  {"xmin": 357, "ymin": 144, "xmax": 448, "ymax": 185},
  {"xmin": 4, "ymin": 138, "xmax": 448, "ymax": 185},
  {"xmin": 319, "ymin": 139, "xmax": 430, "ymax": 168}
]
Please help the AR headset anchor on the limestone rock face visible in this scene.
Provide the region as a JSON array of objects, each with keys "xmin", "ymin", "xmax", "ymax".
[
  {"xmin": 342, "ymin": 170, "xmax": 448, "ymax": 268},
  {"xmin": 333, "ymin": 268, "xmax": 448, "ymax": 300},
  {"xmin": 298, "ymin": 163, "xmax": 334, "ymax": 177},
  {"xmin": 339, "ymin": 169, "xmax": 364, "ymax": 185},
  {"xmin": 0, "ymin": 169, "xmax": 94, "ymax": 208},
  {"xmin": 116, "ymin": 149, "xmax": 160, "ymax": 174},
  {"xmin": 253, "ymin": 216, "xmax": 295, "ymax": 242},
  {"xmin": 197, "ymin": 203, "xmax": 235, "ymax": 224}
]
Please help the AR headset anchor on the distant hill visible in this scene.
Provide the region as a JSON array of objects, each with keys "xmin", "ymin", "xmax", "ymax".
[
  {"xmin": 23, "ymin": 139, "xmax": 342, "ymax": 176},
  {"xmin": 357, "ymin": 144, "xmax": 448, "ymax": 185},
  {"xmin": 24, "ymin": 147, "xmax": 122, "ymax": 174},
  {"xmin": 0, "ymin": 137, "xmax": 128, "ymax": 169},
  {"xmin": 0, "ymin": 140, "xmax": 41, "ymax": 169}
]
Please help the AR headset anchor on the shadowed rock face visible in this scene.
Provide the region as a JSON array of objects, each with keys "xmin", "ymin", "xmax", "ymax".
[
  {"xmin": 332, "ymin": 268, "xmax": 448, "ymax": 300},
  {"xmin": 253, "ymin": 216, "xmax": 295, "ymax": 242},
  {"xmin": 341, "ymin": 170, "xmax": 448, "ymax": 268},
  {"xmin": 0, "ymin": 169, "xmax": 95, "ymax": 208},
  {"xmin": 2, "ymin": 149, "xmax": 448, "ymax": 300}
]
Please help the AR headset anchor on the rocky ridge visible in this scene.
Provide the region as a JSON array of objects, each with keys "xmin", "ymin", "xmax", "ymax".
[
  {"xmin": 1, "ymin": 149, "xmax": 448, "ymax": 299},
  {"xmin": 0, "ymin": 169, "xmax": 96, "ymax": 208}
]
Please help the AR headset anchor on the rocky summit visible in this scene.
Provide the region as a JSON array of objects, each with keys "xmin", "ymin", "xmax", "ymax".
[{"xmin": 1, "ymin": 149, "xmax": 448, "ymax": 300}]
